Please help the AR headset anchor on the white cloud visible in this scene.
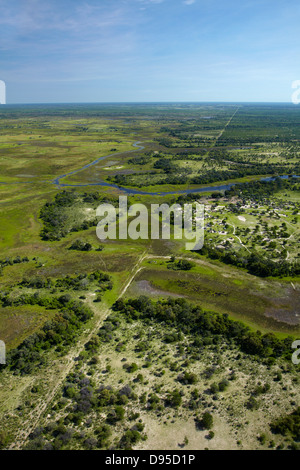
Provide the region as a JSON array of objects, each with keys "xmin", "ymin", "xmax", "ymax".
[{"xmin": 183, "ymin": 0, "xmax": 196, "ymax": 4}]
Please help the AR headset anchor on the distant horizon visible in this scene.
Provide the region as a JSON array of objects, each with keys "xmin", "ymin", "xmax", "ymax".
[{"xmin": 1, "ymin": 100, "xmax": 298, "ymax": 106}]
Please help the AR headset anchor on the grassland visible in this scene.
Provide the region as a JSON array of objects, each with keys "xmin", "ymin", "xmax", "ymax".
[{"xmin": 0, "ymin": 103, "xmax": 299, "ymax": 451}]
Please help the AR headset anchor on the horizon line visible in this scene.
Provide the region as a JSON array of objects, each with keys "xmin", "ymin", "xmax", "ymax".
[{"xmin": 0, "ymin": 100, "xmax": 297, "ymax": 106}]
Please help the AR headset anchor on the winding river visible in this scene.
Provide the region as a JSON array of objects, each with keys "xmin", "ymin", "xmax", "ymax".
[{"xmin": 1, "ymin": 141, "xmax": 299, "ymax": 196}]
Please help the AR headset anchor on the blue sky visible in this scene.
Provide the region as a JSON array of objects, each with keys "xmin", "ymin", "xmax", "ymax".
[{"xmin": 1, "ymin": 0, "xmax": 300, "ymax": 103}]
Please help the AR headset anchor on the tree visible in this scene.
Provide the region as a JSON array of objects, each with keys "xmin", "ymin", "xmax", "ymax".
[
  {"xmin": 95, "ymin": 424, "xmax": 111, "ymax": 448},
  {"xmin": 166, "ymin": 389, "xmax": 182, "ymax": 408},
  {"xmin": 202, "ymin": 411, "xmax": 213, "ymax": 430}
]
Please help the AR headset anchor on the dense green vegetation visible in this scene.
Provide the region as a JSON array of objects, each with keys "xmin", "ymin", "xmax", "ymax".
[
  {"xmin": 0, "ymin": 270, "xmax": 113, "ymax": 374},
  {"xmin": 1, "ymin": 297, "xmax": 93, "ymax": 375},
  {"xmin": 20, "ymin": 270, "xmax": 112, "ymax": 292},
  {"xmin": 270, "ymin": 407, "xmax": 300, "ymax": 442},
  {"xmin": 225, "ymin": 176, "xmax": 300, "ymax": 200},
  {"xmin": 0, "ymin": 103, "xmax": 299, "ymax": 451},
  {"xmin": 113, "ymin": 296, "xmax": 295, "ymax": 360},
  {"xmin": 197, "ymin": 245, "xmax": 300, "ymax": 277},
  {"xmin": 39, "ymin": 190, "xmax": 117, "ymax": 241},
  {"xmin": 110, "ymin": 161, "xmax": 300, "ymax": 188},
  {"xmin": 167, "ymin": 258, "xmax": 195, "ymax": 271}
]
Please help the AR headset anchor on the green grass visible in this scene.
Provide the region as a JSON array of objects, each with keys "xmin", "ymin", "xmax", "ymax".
[
  {"xmin": 0, "ymin": 104, "xmax": 299, "ymax": 452},
  {"xmin": 126, "ymin": 260, "xmax": 300, "ymax": 336},
  {"xmin": 0, "ymin": 304, "xmax": 58, "ymax": 350},
  {"xmin": 0, "ymin": 103, "xmax": 299, "ymax": 353}
]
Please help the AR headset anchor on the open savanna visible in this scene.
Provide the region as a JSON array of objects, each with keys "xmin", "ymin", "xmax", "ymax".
[
  {"xmin": 0, "ymin": 103, "xmax": 299, "ymax": 451},
  {"xmin": 9, "ymin": 302, "xmax": 298, "ymax": 451},
  {"xmin": 0, "ymin": 116, "xmax": 143, "ymax": 183}
]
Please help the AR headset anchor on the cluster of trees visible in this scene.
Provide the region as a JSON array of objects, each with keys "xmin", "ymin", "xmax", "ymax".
[
  {"xmin": 209, "ymin": 379, "xmax": 230, "ymax": 394},
  {"xmin": 40, "ymin": 191, "xmax": 80, "ymax": 241},
  {"xmin": 113, "ymin": 296, "xmax": 295, "ymax": 360},
  {"xmin": 177, "ymin": 371, "xmax": 198, "ymax": 385},
  {"xmin": 81, "ymin": 191, "xmax": 118, "ymax": 205},
  {"xmin": 25, "ymin": 376, "xmax": 147, "ymax": 450},
  {"xmin": 128, "ymin": 155, "xmax": 148, "ymax": 165},
  {"xmin": 20, "ymin": 270, "xmax": 112, "ymax": 292},
  {"xmin": 112, "ymin": 172, "xmax": 189, "ymax": 188},
  {"xmin": 1, "ymin": 291, "xmax": 65, "ymax": 308},
  {"xmin": 20, "ymin": 276, "xmax": 53, "ymax": 289},
  {"xmin": 173, "ymin": 149, "xmax": 206, "ymax": 159},
  {"xmin": 97, "ymin": 314, "xmax": 121, "ymax": 343},
  {"xmin": 225, "ymin": 176, "xmax": 299, "ymax": 200},
  {"xmin": 167, "ymin": 258, "xmax": 195, "ymax": 271},
  {"xmin": 0, "ymin": 255, "xmax": 29, "ymax": 268},
  {"xmin": 270, "ymin": 407, "xmax": 300, "ymax": 442},
  {"xmin": 195, "ymin": 411, "xmax": 214, "ymax": 431},
  {"xmin": 197, "ymin": 245, "xmax": 300, "ymax": 278},
  {"xmin": 153, "ymin": 158, "xmax": 176, "ymax": 174},
  {"xmin": 145, "ymin": 388, "xmax": 183, "ymax": 411},
  {"xmin": 112, "ymin": 161, "xmax": 299, "ymax": 189},
  {"xmin": 69, "ymin": 239, "xmax": 92, "ymax": 251},
  {"xmin": 0, "ymin": 269, "xmax": 113, "ymax": 374},
  {"xmin": 0, "ymin": 256, "xmax": 30, "ymax": 276},
  {"xmin": 2, "ymin": 297, "xmax": 94, "ymax": 375},
  {"xmin": 39, "ymin": 190, "xmax": 117, "ymax": 241},
  {"xmin": 192, "ymin": 163, "xmax": 299, "ymax": 186}
]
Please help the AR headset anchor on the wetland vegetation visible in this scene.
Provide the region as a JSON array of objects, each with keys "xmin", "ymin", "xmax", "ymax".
[{"xmin": 0, "ymin": 103, "xmax": 299, "ymax": 450}]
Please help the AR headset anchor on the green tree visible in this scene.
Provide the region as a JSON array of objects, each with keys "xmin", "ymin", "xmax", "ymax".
[{"xmin": 202, "ymin": 411, "xmax": 213, "ymax": 430}]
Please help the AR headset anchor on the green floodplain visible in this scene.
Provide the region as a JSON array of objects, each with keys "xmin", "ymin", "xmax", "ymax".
[{"xmin": 0, "ymin": 103, "xmax": 299, "ymax": 450}]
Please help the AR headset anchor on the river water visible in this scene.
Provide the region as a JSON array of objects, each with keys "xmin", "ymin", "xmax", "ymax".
[{"xmin": 1, "ymin": 141, "xmax": 299, "ymax": 196}]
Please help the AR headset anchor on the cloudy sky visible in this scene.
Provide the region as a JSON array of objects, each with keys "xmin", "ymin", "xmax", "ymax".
[{"xmin": 1, "ymin": 0, "xmax": 300, "ymax": 103}]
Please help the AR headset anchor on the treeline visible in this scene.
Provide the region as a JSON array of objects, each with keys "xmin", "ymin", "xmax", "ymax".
[
  {"xmin": 0, "ymin": 256, "xmax": 29, "ymax": 268},
  {"xmin": 113, "ymin": 296, "xmax": 295, "ymax": 361},
  {"xmin": 173, "ymin": 152, "xmax": 206, "ymax": 160},
  {"xmin": 217, "ymin": 131, "xmax": 300, "ymax": 145},
  {"xmin": 20, "ymin": 270, "xmax": 112, "ymax": 292},
  {"xmin": 112, "ymin": 163, "xmax": 299, "ymax": 189},
  {"xmin": 197, "ymin": 245, "xmax": 300, "ymax": 278},
  {"xmin": 113, "ymin": 172, "xmax": 190, "ymax": 187},
  {"xmin": 225, "ymin": 176, "xmax": 299, "ymax": 199},
  {"xmin": 191, "ymin": 163, "xmax": 300, "ymax": 185},
  {"xmin": 1, "ymin": 297, "xmax": 94, "ymax": 375},
  {"xmin": 0, "ymin": 256, "xmax": 30, "ymax": 276}
]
